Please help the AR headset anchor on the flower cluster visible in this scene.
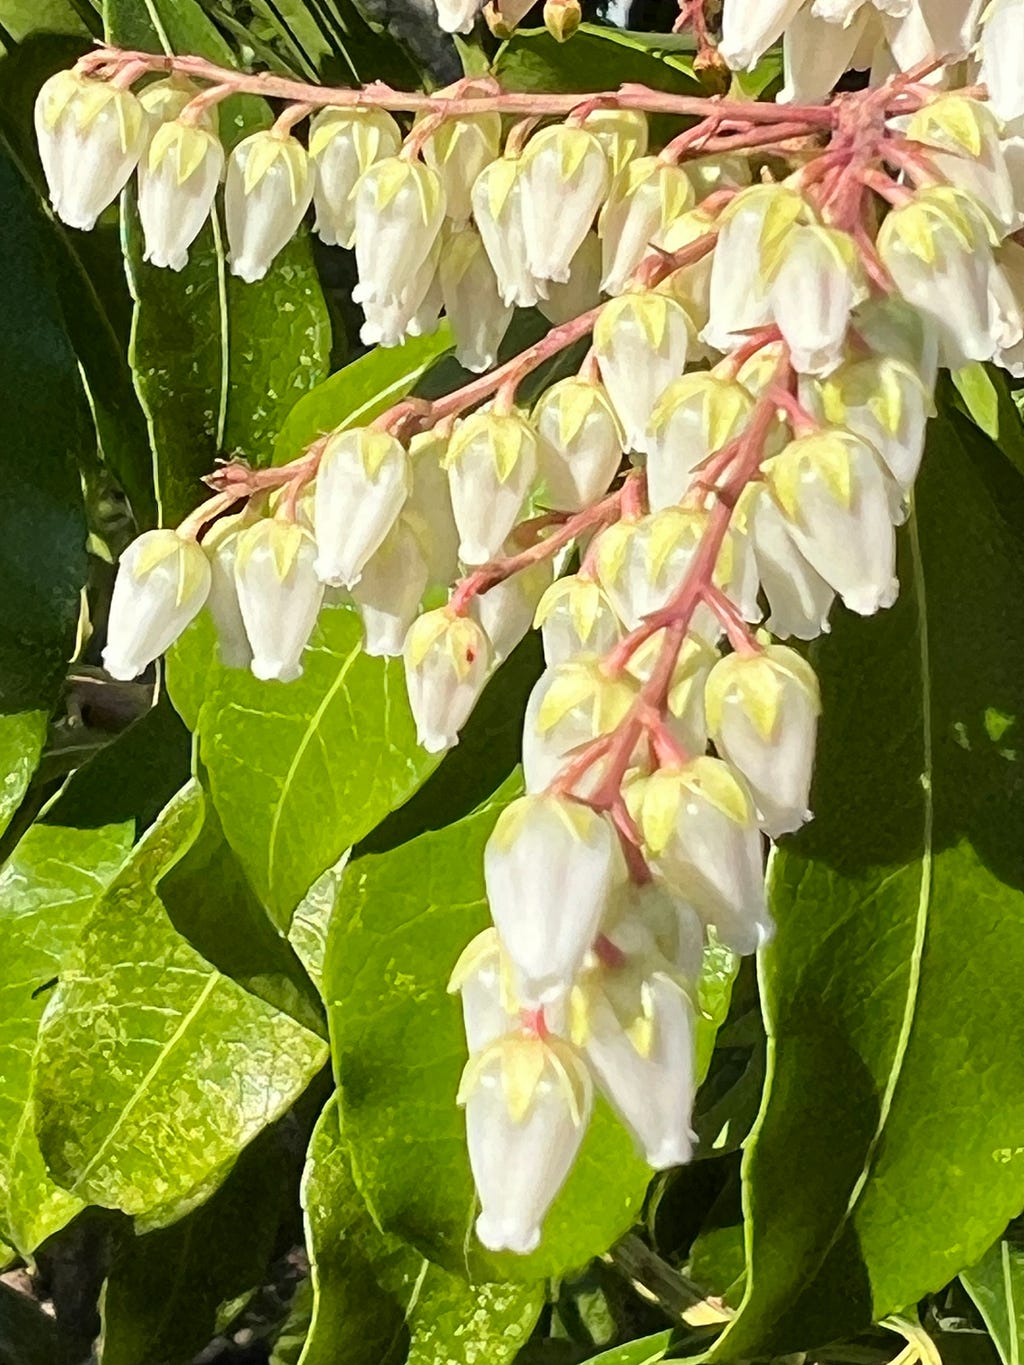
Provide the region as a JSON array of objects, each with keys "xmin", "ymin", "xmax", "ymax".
[{"xmin": 53, "ymin": 38, "xmax": 1024, "ymax": 1257}]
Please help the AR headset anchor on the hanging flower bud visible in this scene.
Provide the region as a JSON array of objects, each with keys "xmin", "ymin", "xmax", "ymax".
[
  {"xmin": 473, "ymin": 555, "xmax": 554, "ymax": 665},
  {"xmin": 351, "ymin": 517, "xmax": 430, "ymax": 658},
  {"xmin": 544, "ymin": 0, "xmax": 582, "ymax": 40},
  {"xmin": 766, "ymin": 225, "xmax": 867, "ymax": 376},
  {"xmin": 521, "ymin": 126, "xmax": 611, "ymax": 285},
  {"xmin": 978, "ymin": 0, "xmax": 1024, "ymax": 125},
  {"xmin": 610, "ymin": 879, "xmax": 705, "ymax": 982},
  {"xmin": 744, "ymin": 483, "xmax": 835, "ymax": 641},
  {"xmin": 683, "ymin": 152, "xmax": 751, "ymax": 201},
  {"xmin": 234, "ymin": 520, "xmax": 324, "ymax": 682},
  {"xmin": 581, "ymin": 109, "xmax": 649, "ymax": 178},
  {"xmin": 352, "ymin": 157, "xmax": 446, "ymax": 309},
  {"xmin": 359, "ymin": 240, "xmax": 442, "ymax": 349},
  {"xmin": 538, "ymin": 232, "xmax": 603, "ymax": 326},
  {"xmin": 992, "ymin": 241, "xmax": 1024, "ymax": 378},
  {"xmin": 313, "ymin": 428, "xmax": 410, "ymax": 588},
  {"xmin": 811, "ymin": 355, "xmax": 932, "ymax": 493},
  {"xmin": 486, "ymin": 794, "xmax": 626, "ymax": 1004},
  {"xmin": 448, "ymin": 928, "xmax": 519, "ymax": 1053},
  {"xmin": 309, "ymin": 107, "xmax": 402, "ymax": 247},
  {"xmin": 779, "ymin": 3, "xmax": 879, "ymax": 104},
  {"xmin": 705, "ymin": 645, "xmax": 821, "ymax": 838},
  {"xmin": 594, "ymin": 508, "xmax": 714, "ymax": 633},
  {"xmin": 440, "ymin": 225, "xmax": 513, "ymax": 373},
  {"xmin": 34, "ymin": 71, "xmax": 148, "ymax": 231},
  {"xmin": 533, "ymin": 378, "xmax": 624, "ymax": 512},
  {"xmin": 445, "ymin": 410, "xmax": 538, "ymax": 565},
  {"xmin": 407, "ymin": 431, "xmax": 461, "ymax": 591},
  {"xmin": 626, "ymin": 631, "xmax": 717, "ymax": 758},
  {"xmin": 646, "ymin": 373, "xmax": 754, "ymax": 512},
  {"xmin": 423, "ymin": 112, "xmax": 502, "ymax": 226},
  {"xmin": 202, "ymin": 512, "xmax": 253, "ymax": 670},
  {"xmin": 434, "ymin": 0, "xmax": 484, "ymax": 34},
  {"xmin": 630, "ymin": 758, "xmax": 772, "ymax": 955},
  {"xmin": 853, "ymin": 294, "xmax": 939, "ymax": 396},
  {"xmin": 575, "ymin": 970, "xmax": 696, "ymax": 1169},
  {"xmin": 905, "ymin": 97, "xmax": 1018, "ymax": 233},
  {"xmin": 137, "ymin": 76, "xmax": 203, "ymax": 127},
  {"xmin": 459, "ymin": 1034, "xmax": 593, "ymax": 1254},
  {"xmin": 719, "ymin": 0, "xmax": 805, "ymax": 70},
  {"xmin": 138, "ymin": 119, "xmax": 224, "ymax": 271},
  {"xmin": 403, "ymin": 609, "xmax": 492, "ymax": 752},
  {"xmin": 102, "ymin": 529, "xmax": 211, "ymax": 681},
  {"xmin": 534, "ymin": 574, "xmax": 624, "ymax": 667},
  {"xmin": 876, "ymin": 187, "xmax": 1000, "ymax": 369},
  {"xmin": 521, "ymin": 656, "xmax": 638, "ymax": 794},
  {"xmin": 883, "ymin": 0, "xmax": 984, "ymax": 72},
  {"xmin": 472, "ymin": 156, "xmax": 548, "ymax": 308},
  {"xmin": 225, "ymin": 130, "xmax": 314, "ymax": 283},
  {"xmin": 654, "ymin": 208, "xmax": 718, "ymax": 342},
  {"xmin": 599, "ymin": 158, "xmax": 695, "ymax": 296},
  {"xmin": 762, "ymin": 430, "xmax": 898, "ymax": 617},
  {"xmin": 594, "ymin": 292, "xmax": 693, "ymax": 454}
]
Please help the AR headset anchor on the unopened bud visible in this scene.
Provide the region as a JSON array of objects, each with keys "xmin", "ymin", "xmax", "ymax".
[
  {"xmin": 533, "ymin": 377, "xmax": 624, "ymax": 513},
  {"xmin": 102, "ymin": 530, "xmax": 211, "ymax": 681},
  {"xmin": 225, "ymin": 130, "xmax": 314, "ymax": 283},
  {"xmin": 521, "ymin": 125, "xmax": 611, "ymax": 285},
  {"xmin": 444, "ymin": 410, "xmax": 538, "ymax": 565},
  {"xmin": 234, "ymin": 520, "xmax": 324, "ymax": 682},
  {"xmin": 403, "ymin": 609, "xmax": 491, "ymax": 753},
  {"xmin": 534, "ymin": 573, "xmax": 623, "ymax": 667},
  {"xmin": 139, "ymin": 120, "xmax": 224, "ymax": 271},
  {"xmin": 544, "ymin": 0, "xmax": 581, "ymax": 41},
  {"xmin": 594, "ymin": 508, "xmax": 715, "ymax": 634},
  {"xmin": 647, "ymin": 373, "xmax": 753, "ymax": 512},
  {"xmin": 594, "ymin": 292, "xmax": 694, "ymax": 454},
  {"xmin": 312, "ymin": 428, "xmax": 409, "ymax": 588}
]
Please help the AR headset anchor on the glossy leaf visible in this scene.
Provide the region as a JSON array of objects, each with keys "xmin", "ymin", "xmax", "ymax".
[
  {"xmin": 0, "ymin": 820, "xmax": 132, "ymax": 1254},
  {"xmin": 32, "ymin": 784, "xmax": 328, "ymax": 1218},
  {"xmin": 104, "ymin": 0, "xmax": 331, "ymax": 526},
  {"xmin": 963, "ymin": 1235, "xmax": 1024, "ymax": 1365},
  {"xmin": 0, "ymin": 713, "xmax": 47, "ymax": 842},
  {"xmin": 709, "ymin": 415, "xmax": 1024, "ymax": 1358},
  {"xmin": 584, "ymin": 1334, "xmax": 674, "ymax": 1365},
  {"xmin": 0, "ymin": 0, "xmax": 87, "ymax": 47},
  {"xmin": 299, "ymin": 1097, "xmax": 543, "ymax": 1365},
  {"xmin": 325, "ymin": 774, "xmax": 653, "ymax": 1283}
]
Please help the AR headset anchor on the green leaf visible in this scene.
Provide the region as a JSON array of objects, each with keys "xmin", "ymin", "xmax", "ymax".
[
  {"xmin": 32, "ymin": 784, "xmax": 328, "ymax": 1218},
  {"xmin": 272, "ymin": 326, "xmax": 455, "ymax": 465},
  {"xmin": 104, "ymin": 0, "xmax": 331, "ymax": 526},
  {"xmin": 100, "ymin": 1127, "xmax": 289, "ymax": 1365},
  {"xmin": 708, "ymin": 414, "xmax": 1024, "ymax": 1359},
  {"xmin": 582, "ymin": 1333, "xmax": 674, "ymax": 1365},
  {"xmin": 288, "ymin": 851, "xmax": 349, "ymax": 997},
  {"xmin": 949, "ymin": 368, "xmax": 1024, "ymax": 481},
  {"xmin": 0, "ymin": 0, "xmax": 87, "ymax": 48},
  {"xmin": 0, "ymin": 713, "xmax": 47, "ymax": 842},
  {"xmin": 325, "ymin": 774, "xmax": 653, "ymax": 1283},
  {"xmin": 299, "ymin": 1097, "xmax": 543, "ymax": 1365},
  {"xmin": 0, "ymin": 141, "xmax": 88, "ymax": 712},
  {"xmin": 963, "ymin": 1236, "xmax": 1024, "ymax": 1365},
  {"xmin": 0, "ymin": 819, "xmax": 132, "ymax": 1254},
  {"xmin": 194, "ymin": 602, "xmax": 439, "ymax": 927}
]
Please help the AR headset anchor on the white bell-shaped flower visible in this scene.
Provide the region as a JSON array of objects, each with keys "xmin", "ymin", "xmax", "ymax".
[
  {"xmin": 313, "ymin": 428, "xmax": 409, "ymax": 588},
  {"xmin": 594, "ymin": 292, "xmax": 693, "ymax": 454},
  {"xmin": 406, "ymin": 431, "xmax": 460, "ymax": 591},
  {"xmin": 594, "ymin": 508, "xmax": 713, "ymax": 633},
  {"xmin": 403, "ymin": 608, "xmax": 492, "ymax": 752},
  {"xmin": 992, "ymin": 241, "xmax": 1024, "ymax": 378},
  {"xmin": 202, "ymin": 513, "xmax": 253, "ymax": 669},
  {"xmin": 744, "ymin": 483, "xmax": 835, "ymax": 640},
  {"xmin": 905, "ymin": 97, "xmax": 1018, "ymax": 233},
  {"xmin": 473, "ymin": 556, "xmax": 554, "ymax": 665},
  {"xmin": 439, "ymin": 225, "xmax": 513, "ymax": 373},
  {"xmin": 630, "ymin": 758, "xmax": 771, "ymax": 955},
  {"xmin": 876, "ymin": 187, "xmax": 999, "ymax": 369},
  {"xmin": 351, "ymin": 517, "xmax": 430, "ymax": 658},
  {"xmin": 352, "ymin": 157, "xmax": 446, "ymax": 309},
  {"xmin": 599, "ymin": 158, "xmax": 695, "ymax": 296},
  {"xmin": 485, "ymin": 794, "xmax": 626, "ymax": 1005},
  {"xmin": 703, "ymin": 185, "xmax": 811, "ymax": 353},
  {"xmin": 359, "ymin": 240, "xmax": 442, "ymax": 349},
  {"xmin": 979, "ymin": 0, "xmax": 1024, "ymax": 125},
  {"xmin": 423, "ymin": 111, "xmax": 502, "ymax": 226},
  {"xmin": 646, "ymin": 373, "xmax": 754, "ymax": 512},
  {"xmin": 610, "ymin": 879, "xmax": 705, "ymax": 982},
  {"xmin": 626, "ymin": 630, "xmax": 717, "ymax": 758},
  {"xmin": 448, "ymin": 928, "xmax": 520, "ymax": 1054},
  {"xmin": 719, "ymin": 0, "xmax": 805, "ymax": 69},
  {"xmin": 521, "ymin": 656, "xmax": 638, "ymax": 794},
  {"xmin": 34, "ymin": 71, "xmax": 148, "ymax": 231},
  {"xmin": 810, "ymin": 355, "xmax": 932, "ymax": 493},
  {"xmin": 137, "ymin": 75, "xmax": 203, "ymax": 127},
  {"xmin": 434, "ymin": 0, "xmax": 483, "ymax": 34},
  {"xmin": 138, "ymin": 119, "xmax": 224, "ymax": 271},
  {"xmin": 763, "ymin": 430, "xmax": 898, "ymax": 617},
  {"xmin": 779, "ymin": 3, "xmax": 879, "ymax": 104},
  {"xmin": 683, "ymin": 152, "xmax": 752, "ymax": 202},
  {"xmin": 577, "ymin": 971, "xmax": 696, "ymax": 1169},
  {"xmin": 654, "ymin": 208, "xmax": 718, "ymax": 341},
  {"xmin": 853, "ymin": 294, "xmax": 939, "ymax": 395},
  {"xmin": 533, "ymin": 378, "xmax": 624, "ymax": 512},
  {"xmin": 884, "ymin": 0, "xmax": 986, "ymax": 74},
  {"xmin": 472, "ymin": 157, "xmax": 548, "ymax": 308},
  {"xmin": 309, "ymin": 107, "xmax": 402, "ymax": 248},
  {"xmin": 537, "ymin": 232, "xmax": 603, "ymax": 326},
  {"xmin": 445, "ymin": 410, "xmax": 538, "ymax": 565},
  {"xmin": 225, "ymin": 130, "xmax": 314, "ymax": 283},
  {"xmin": 521, "ymin": 125, "xmax": 611, "ymax": 285},
  {"xmin": 234, "ymin": 520, "xmax": 324, "ymax": 682},
  {"xmin": 705, "ymin": 645, "xmax": 821, "ymax": 838},
  {"xmin": 459, "ymin": 1035, "xmax": 593, "ymax": 1255},
  {"xmin": 767, "ymin": 225, "xmax": 867, "ymax": 377},
  {"xmin": 102, "ymin": 529, "xmax": 211, "ymax": 681},
  {"xmin": 534, "ymin": 574, "xmax": 624, "ymax": 667},
  {"xmin": 582, "ymin": 109, "xmax": 649, "ymax": 178}
]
